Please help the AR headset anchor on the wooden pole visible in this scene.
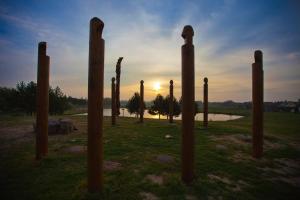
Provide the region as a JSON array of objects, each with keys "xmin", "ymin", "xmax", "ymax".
[
  {"xmin": 115, "ymin": 57, "xmax": 123, "ymax": 116},
  {"xmin": 181, "ymin": 25, "xmax": 195, "ymax": 184},
  {"xmin": 87, "ymin": 17, "xmax": 104, "ymax": 192},
  {"xmin": 111, "ymin": 77, "xmax": 116, "ymax": 125},
  {"xmin": 139, "ymin": 80, "xmax": 144, "ymax": 123},
  {"xmin": 203, "ymin": 77, "xmax": 208, "ymax": 128},
  {"xmin": 36, "ymin": 41, "xmax": 49, "ymax": 160},
  {"xmin": 169, "ymin": 80, "xmax": 174, "ymax": 123},
  {"xmin": 252, "ymin": 50, "xmax": 264, "ymax": 158}
]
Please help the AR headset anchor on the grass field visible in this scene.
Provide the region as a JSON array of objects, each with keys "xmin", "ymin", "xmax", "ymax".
[{"xmin": 0, "ymin": 112, "xmax": 299, "ymax": 200}]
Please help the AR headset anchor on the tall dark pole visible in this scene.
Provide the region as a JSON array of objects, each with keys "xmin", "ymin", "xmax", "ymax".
[
  {"xmin": 252, "ymin": 50, "xmax": 264, "ymax": 158},
  {"xmin": 36, "ymin": 42, "xmax": 50, "ymax": 160},
  {"xmin": 203, "ymin": 77, "xmax": 208, "ymax": 128},
  {"xmin": 181, "ymin": 25, "xmax": 195, "ymax": 184},
  {"xmin": 140, "ymin": 80, "xmax": 144, "ymax": 123},
  {"xmin": 87, "ymin": 17, "xmax": 104, "ymax": 192},
  {"xmin": 169, "ymin": 80, "xmax": 174, "ymax": 123},
  {"xmin": 111, "ymin": 77, "xmax": 116, "ymax": 125},
  {"xmin": 116, "ymin": 57, "xmax": 123, "ymax": 116}
]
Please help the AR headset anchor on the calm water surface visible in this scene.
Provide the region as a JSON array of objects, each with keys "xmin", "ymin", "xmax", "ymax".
[{"xmin": 76, "ymin": 109, "xmax": 243, "ymax": 121}]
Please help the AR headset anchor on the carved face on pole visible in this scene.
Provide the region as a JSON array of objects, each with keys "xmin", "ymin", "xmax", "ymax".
[{"xmin": 181, "ymin": 25, "xmax": 194, "ymax": 45}]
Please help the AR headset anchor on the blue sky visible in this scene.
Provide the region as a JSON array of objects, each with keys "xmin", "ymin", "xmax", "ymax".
[{"xmin": 0, "ymin": 0, "xmax": 299, "ymax": 101}]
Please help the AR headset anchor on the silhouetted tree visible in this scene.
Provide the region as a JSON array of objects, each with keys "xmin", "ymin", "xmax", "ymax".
[
  {"xmin": 14, "ymin": 81, "xmax": 37, "ymax": 115},
  {"xmin": 0, "ymin": 81, "xmax": 70, "ymax": 115},
  {"xmin": 126, "ymin": 92, "xmax": 143, "ymax": 118},
  {"xmin": 49, "ymin": 86, "xmax": 70, "ymax": 115},
  {"xmin": 164, "ymin": 95, "xmax": 181, "ymax": 117},
  {"xmin": 0, "ymin": 87, "xmax": 18, "ymax": 112},
  {"xmin": 148, "ymin": 94, "xmax": 165, "ymax": 119}
]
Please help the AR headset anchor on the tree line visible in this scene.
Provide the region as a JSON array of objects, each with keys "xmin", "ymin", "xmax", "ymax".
[
  {"xmin": 126, "ymin": 92, "xmax": 199, "ymax": 119},
  {"xmin": 0, "ymin": 81, "xmax": 70, "ymax": 115}
]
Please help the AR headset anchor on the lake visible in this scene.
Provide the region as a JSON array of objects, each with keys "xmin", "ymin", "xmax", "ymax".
[{"xmin": 75, "ymin": 109, "xmax": 243, "ymax": 121}]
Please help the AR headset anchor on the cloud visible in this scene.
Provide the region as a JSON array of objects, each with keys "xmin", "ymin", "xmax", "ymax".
[{"xmin": 0, "ymin": 0, "xmax": 299, "ymax": 102}]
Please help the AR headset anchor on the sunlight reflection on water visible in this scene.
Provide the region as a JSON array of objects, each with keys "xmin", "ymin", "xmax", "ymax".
[{"xmin": 75, "ymin": 109, "xmax": 243, "ymax": 121}]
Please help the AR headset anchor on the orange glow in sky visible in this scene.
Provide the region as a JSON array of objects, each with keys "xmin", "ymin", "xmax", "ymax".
[{"xmin": 153, "ymin": 82, "xmax": 161, "ymax": 93}]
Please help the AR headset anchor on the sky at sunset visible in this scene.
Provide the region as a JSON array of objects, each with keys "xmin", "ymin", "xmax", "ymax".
[{"xmin": 0, "ymin": 0, "xmax": 299, "ymax": 102}]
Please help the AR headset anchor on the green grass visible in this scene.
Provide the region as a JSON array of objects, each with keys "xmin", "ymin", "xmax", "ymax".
[{"xmin": 0, "ymin": 112, "xmax": 299, "ymax": 200}]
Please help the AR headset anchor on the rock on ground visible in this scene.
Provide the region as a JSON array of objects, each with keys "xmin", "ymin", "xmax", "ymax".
[{"xmin": 33, "ymin": 118, "xmax": 77, "ymax": 135}]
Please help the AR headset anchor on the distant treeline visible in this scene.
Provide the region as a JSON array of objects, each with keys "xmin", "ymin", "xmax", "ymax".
[
  {"xmin": 0, "ymin": 81, "xmax": 71, "ymax": 115},
  {"xmin": 128, "ymin": 99, "xmax": 300, "ymax": 114},
  {"xmin": 0, "ymin": 82, "xmax": 124, "ymax": 114},
  {"xmin": 92, "ymin": 98, "xmax": 300, "ymax": 114},
  {"xmin": 1, "ymin": 82, "xmax": 298, "ymax": 115},
  {"xmin": 69, "ymin": 97, "xmax": 300, "ymax": 113},
  {"xmin": 67, "ymin": 96, "xmax": 87, "ymax": 106},
  {"xmin": 196, "ymin": 100, "xmax": 300, "ymax": 113}
]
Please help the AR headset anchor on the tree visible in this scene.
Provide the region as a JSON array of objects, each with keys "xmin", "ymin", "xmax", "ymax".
[
  {"xmin": 25, "ymin": 81, "xmax": 36, "ymax": 115},
  {"xmin": 15, "ymin": 81, "xmax": 37, "ymax": 115},
  {"xmin": 49, "ymin": 86, "xmax": 70, "ymax": 115},
  {"xmin": 0, "ymin": 87, "xmax": 19, "ymax": 112},
  {"xmin": 148, "ymin": 94, "xmax": 165, "ymax": 119},
  {"xmin": 0, "ymin": 81, "xmax": 70, "ymax": 115},
  {"xmin": 126, "ymin": 92, "xmax": 143, "ymax": 118},
  {"xmin": 164, "ymin": 95, "xmax": 181, "ymax": 117},
  {"xmin": 16, "ymin": 81, "xmax": 27, "ymax": 113}
]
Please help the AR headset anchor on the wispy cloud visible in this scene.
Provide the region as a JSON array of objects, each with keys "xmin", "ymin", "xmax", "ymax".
[{"xmin": 0, "ymin": 0, "xmax": 299, "ymax": 101}]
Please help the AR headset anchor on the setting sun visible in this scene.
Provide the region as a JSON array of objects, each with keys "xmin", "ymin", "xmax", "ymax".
[{"xmin": 153, "ymin": 82, "xmax": 161, "ymax": 92}]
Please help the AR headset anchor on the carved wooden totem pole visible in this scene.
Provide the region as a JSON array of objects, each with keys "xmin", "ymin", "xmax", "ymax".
[
  {"xmin": 111, "ymin": 77, "xmax": 116, "ymax": 125},
  {"xmin": 169, "ymin": 80, "xmax": 174, "ymax": 123},
  {"xmin": 36, "ymin": 41, "xmax": 50, "ymax": 160},
  {"xmin": 181, "ymin": 25, "xmax": 195, "ymax": 184},
  {"xmin": 252, "ymin": 50, "xmax": 264, "ymax": 158},
  {"xmin": 115, "ymin": 57, "xmax": 123, "ymax": 116},
  {"xmin": 139, "ymin": 80, "xmax": 144, "ymax": 123},
  {"xmin": 203, "ymin": 77, "xmax": 208, "ymax": 128},
  {"xmin": 87, "ymin": 17, "xmax": 104, "ymax": 192}
]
